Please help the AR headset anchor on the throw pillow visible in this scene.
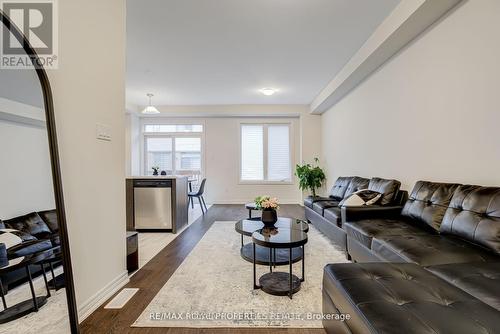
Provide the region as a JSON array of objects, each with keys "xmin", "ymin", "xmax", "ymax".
[
  {"xmin": 0, "ymin": 229, "xmax": 25, "ymax": 249},
  {"xmin": 340, "ymin": 189, "xmax": 382, "ymax": 207}
]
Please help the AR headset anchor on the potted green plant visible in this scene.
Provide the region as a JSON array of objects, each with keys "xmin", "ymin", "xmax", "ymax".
[
  {"xmin": 295, "ymin": 158, "xmax": 326, "ymax": 197},
  {"xmin": 152, "ymin": 166, "xmax": 160, "ymax": 176}
]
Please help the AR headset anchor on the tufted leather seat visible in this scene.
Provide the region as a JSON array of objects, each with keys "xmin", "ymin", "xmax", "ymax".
[
  {"xmin": 371, "ymin": 234, "xmax": 498, "ymax": 266},
  {"xmin": 323, "ymin": 263, "xmax": 500, "ymax": 334},
  {"xmin": 330, "ymin": 177, "xmax": 357, "ymax": 200},
  {"xmin": 344, "ymin": 219, "xmax": 431, "ymax": 248},
  {"xmin": 312, "ymin": 200, "xmax": 340, "ymax": 216},
  {"xmin": 323, "ymin": 207, "xmax": 341, "ymax": 225},
  {"xmin": 426, "ymin": 261, "xmax": 500, "ymax": 311},
  {"xmin": 440, "ymin": 185, "xmax": 500, "ymax": 254},
  {"xmin": 367, "ymin": 177, "xmax": 401, "ymax": 205},
  {"xmin": 2, "ymin": 210, "xmax": 59, "ymax": 291},
  {"xmin": 306, "ymin": 176, "xmax": 405, "ymax": 254},
  {"xmin": 326, "ymin": 181, "xmax": 500, "ymax": 333},
  {"xmin": 303, "ymin": 195, "xmax": 330, "ymax": 209},
  {"xmin": 345, "ymin": 181, "xmax": 460, "ymax": 255},
  {"xmin": 303, "ymin": 176, "xmax": 369, "ymax": 210},
  {"xmin": 401, "ymin": 181, "xmax": 460, "ymax": 231},
  {"xmin": 310, "ymin": 177, "xmax": 370, "ymax": 215}
]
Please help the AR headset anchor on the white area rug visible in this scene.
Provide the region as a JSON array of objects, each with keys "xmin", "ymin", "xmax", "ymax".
[
  {"xmin": 133, "ymin": 221, "xmax": 348, "ymax": 328},
  {"xmin": 0, "ymin": 266, "xmax": 71, "ymax": 334}
]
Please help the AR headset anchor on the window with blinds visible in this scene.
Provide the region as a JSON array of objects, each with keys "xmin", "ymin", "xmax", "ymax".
[{"xmin": 240, "ymin": 124, "xmax": 291, "ymax": 182}]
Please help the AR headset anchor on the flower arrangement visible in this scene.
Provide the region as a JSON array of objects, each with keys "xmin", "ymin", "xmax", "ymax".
[{"xmin": 254, "ymin": 196, "xmax": 279, "ymax": 210}]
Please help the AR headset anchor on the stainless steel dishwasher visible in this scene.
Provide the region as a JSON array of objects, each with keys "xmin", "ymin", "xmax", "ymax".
[{"xmin": 134, "ymin": 179, "xmax": 172, "ymax": 230}]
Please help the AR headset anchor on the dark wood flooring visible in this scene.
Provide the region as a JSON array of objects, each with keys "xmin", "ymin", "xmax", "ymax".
[{"xmin": 80, "ymin": 204, "xmax": 325, "ymax": 334}]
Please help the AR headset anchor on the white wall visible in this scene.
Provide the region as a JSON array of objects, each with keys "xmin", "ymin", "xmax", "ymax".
[
  {"xmin": 0, "ymin": 120, "xmax": 54, "ymax": 218},
  {"xmin": 47, "ymin": 0, "xmax": 127, "ymax": 320},
  {"xmin": 321, "ymin": 0, "xmax": 500, "ymax": 192},
  {"xmin": 125, "ymin": 112, "xmax": 140, "ymax": 176},
  {"xmin": 129, "ymin": 105, "xmax": 322, "ymax": 203}
]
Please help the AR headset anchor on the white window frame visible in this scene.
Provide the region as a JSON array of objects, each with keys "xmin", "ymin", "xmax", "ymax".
[
  {"xmin": 239, "ymin": 122, "xmax": 294, "ymax": 185},
  {"xmin": 140, "ymin": 119, "xmax": 205, "ymax": 177}
]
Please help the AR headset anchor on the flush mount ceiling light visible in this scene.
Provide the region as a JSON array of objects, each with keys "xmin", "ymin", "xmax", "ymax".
[
  {"xmin": 259, "ymin": 87, "xmax": 277, "ymax": 96},
  {"xmin": 142, "ymin": 93, "xmax": 160, "ymax": 114}
]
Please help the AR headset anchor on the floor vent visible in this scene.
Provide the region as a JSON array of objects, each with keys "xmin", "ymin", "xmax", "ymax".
[{"xmin": 104, "ymin": 288, "xmax": 139, "ymax": 309}]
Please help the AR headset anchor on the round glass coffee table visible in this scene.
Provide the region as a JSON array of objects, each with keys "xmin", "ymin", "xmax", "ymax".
[
  {"xmin": 0, "ymin": 250, "xmax": 54, "ymax": 323},
  {"xmin": 235, "ymin": 217, "xmax": 308, "ymax": 265},
  {"xmin": 252, "ymin": 227, "xmax": 308, "ymax": 299}
]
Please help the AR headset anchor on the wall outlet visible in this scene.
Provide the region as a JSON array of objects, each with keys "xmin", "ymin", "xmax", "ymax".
[{"xmin": 96, "ymin": 123, "xmax": 111, "ymax": 141}]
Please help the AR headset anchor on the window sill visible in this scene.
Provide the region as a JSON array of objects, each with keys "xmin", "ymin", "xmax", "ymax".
[{"xmin": 239, "ymin": 180, "xmax": 294, "ymax": 185}]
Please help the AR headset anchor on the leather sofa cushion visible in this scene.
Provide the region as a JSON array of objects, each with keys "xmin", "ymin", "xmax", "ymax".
[
  {"xmin": 7, "ymin": 239, "xmax": 53, "ymax": 259},
  {"xmin": 4, "ymin": 212, "xmax": 52, "ymax": 239},
  {"xmin": 312, "ymin": 200, "xmax": 339, "ymax": 216},
  {"xmin": 426, "ymin": 262, "xmax": 500, "ymax": 311},
  {"xmin": 38, "ymin": 210, "xmax": 58, "ymax": 233},
  {"xmin": 323, "ymin": 263, "xmax": 500, "ymax": 334},
  {"xmin": 440, "ymin": 185, "xmax": 500, "ymax": 255},
  {"xmin": 344, "ymin": 219, "xmax": 431, "ymax": 249},
  {"xmin": 324, "ymin": 207, "xmax": 341, "ymax": 225},
  {"xmin": 343, "ymin": 177, "xmax": 369, "ymax": 199},
  {"xmin": 402, "ymin": 181, "xmax": 461, "ymax": 231},
  {"xmin": 371, "ymin": 234, "xmax": 498, "ymax": 266},
  {"xmin": 303, "ymin": 196, "xmax": 332, "ymax": 209},
  {"xmin": 368, "ymin": 178, "xmax": 401, "ymax": 205},
  {"xmin": 329, "ymin": 177, "xmax": 354, "ymax": 200}
]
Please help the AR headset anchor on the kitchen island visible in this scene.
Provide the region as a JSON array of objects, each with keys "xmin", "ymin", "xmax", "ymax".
[{"xmin": 126, "ymin": 176, "xmax": 189, "ymax": 233}]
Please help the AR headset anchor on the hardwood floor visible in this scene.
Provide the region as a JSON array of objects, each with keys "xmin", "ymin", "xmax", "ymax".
[{"xmin": 80, "ymin": 204, "xmax": 325, "ymax": 334}]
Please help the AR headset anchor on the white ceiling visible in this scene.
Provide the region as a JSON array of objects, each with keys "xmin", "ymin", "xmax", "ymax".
[{"xmin": 126, "ymin": 0, "xmax": 400, "ymax": 107}]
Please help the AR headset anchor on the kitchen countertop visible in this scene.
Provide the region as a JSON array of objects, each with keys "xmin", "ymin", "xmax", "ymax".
[{"xmin": 126, "ymin": 175, "xmax": 188, "ymax": 180}]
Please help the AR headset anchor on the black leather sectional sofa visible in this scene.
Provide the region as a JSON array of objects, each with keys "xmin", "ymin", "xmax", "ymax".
[
  {"xmin": 304, "ymin": 176, "xmax": 407, "ymax": 253},
  {"xmin": 0, "ymin": 210, "xmax": 59, "ymax": 291},
  {"xmin": 318, "ymin": 180, "xmax": 500, "ymax": 333}
]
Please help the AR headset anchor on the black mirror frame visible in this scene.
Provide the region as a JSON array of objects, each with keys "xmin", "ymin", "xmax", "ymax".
[{"xmin": 0, "ymin": 9, "xmax": 79, "ymax": 334}]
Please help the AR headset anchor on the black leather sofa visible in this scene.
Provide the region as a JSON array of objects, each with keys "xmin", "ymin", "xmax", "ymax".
[
  {"xmin": 304, "ymin": 176, "xmax": 406, "ymax": 253},
  {"xmin": 0, "ymin": 210, "xmax": 59, "ymax": 291},
  {"xmin": 322, "ymin": 181, "xmax": 500, "ymax": 333}
]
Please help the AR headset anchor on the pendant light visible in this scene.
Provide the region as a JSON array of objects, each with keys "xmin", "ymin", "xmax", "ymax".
[{"xmin": 142, "ymin": 93, "xmax": 160, "ymax": 114}]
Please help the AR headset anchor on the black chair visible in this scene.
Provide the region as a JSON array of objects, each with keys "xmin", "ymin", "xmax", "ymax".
[{"xmin": 188, "ymin": 178, "xmax": 208, "ymax": 213}]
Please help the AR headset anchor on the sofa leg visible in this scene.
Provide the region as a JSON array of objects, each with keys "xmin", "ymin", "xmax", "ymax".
[{"xmin": 346, "ymin": 253, "xmax": 352, "ymax": 261}]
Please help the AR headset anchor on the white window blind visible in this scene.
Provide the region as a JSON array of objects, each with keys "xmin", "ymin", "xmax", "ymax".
[
  {"xmin": 267, "ymin": 125, "xmax": 291, "ymax": 181},
  {"xmin": 175, "ymin": 137, "xmax": 201, "ymax": 171},
  {"xmin": 241, "ymin": 125, "xmax": 264, "ymax": 181},
  {"xmin": 240, "ymin": 123, "xmax": 291, "ymax": 182},
  {"xmin": 144, "ymin": 124, "xmax": 203, "ymax": 133},
  {"xmin": 145, "ymin": 137, "xmax": 173, "ymax": 175}
]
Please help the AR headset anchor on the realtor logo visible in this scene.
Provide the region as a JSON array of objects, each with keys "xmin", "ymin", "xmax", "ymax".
[{"xmin": 1, "ymin": 0, "xmax": 58, "ymax": 69}]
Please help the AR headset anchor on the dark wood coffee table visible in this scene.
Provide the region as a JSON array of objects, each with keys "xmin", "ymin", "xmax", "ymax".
[
  {"xmin": 252, "ymin": 227, "xmax": 308, "ymax": 299},
  {"xmin": 235, "ymin": 217, "xmax": 308, "ymax": 265}
]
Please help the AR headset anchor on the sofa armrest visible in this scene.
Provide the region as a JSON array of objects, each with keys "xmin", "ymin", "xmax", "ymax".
[{"xmin": 341, "ymin": 205, "xmax": 403, "ymax": 225}]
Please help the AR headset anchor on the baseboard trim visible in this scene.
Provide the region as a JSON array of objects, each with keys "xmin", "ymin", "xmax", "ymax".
[{"xmin": 78, "ymin": 270, "xmax": 129, "ymax": 322}]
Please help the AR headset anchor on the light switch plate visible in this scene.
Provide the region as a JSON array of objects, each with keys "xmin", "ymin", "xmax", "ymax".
[{"xmin": 96, "ymin": 123, "xmax": 111, "ymax": 141}]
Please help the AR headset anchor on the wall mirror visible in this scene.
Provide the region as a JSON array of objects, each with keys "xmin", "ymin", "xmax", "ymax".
[{"xmin": 0, "ymin": 10, "xmax": 79, "ymax": 334}]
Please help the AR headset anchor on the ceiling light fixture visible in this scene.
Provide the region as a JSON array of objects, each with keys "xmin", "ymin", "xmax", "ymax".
[
  {"xmin": 142, "ymin": 93, "xmax": 160, "ymax": 114},
  {"xmin": 259, "ymin": 88, "xmax": 277, "ymax": 96}
]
